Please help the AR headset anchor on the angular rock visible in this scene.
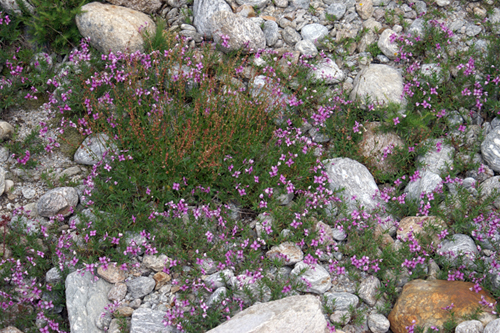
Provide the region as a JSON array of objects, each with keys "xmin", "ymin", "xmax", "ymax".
[
  {"xmin": 207, "ymin": 295, "xmax": 327, "ymax": 332},
  {"xmin": 455, "ymin": 320, "xmax": 484, "ymax": 333},
  {"xmin": 439, "ymin": 234, "xmax": 478, "ymax": 267},
  {"xmin": 235, "ymin": 0, "xmax": 269, "ymax": 8},
  {"xmin": 142, "ymin": 254, "xmax": 170, "ymax": 272},
  {"xmin": 46, "ymin": 267, "xmax": 62, "ymax": 285},
  {"xmin": 358, "ymin": 122, "xmax": 404, "ymax": 174},
  {"xmin": 480, "ymin": 176, "xmax": 500, "ymax": 209},
  {"xmin": 295, "ymin": 39, "xmax": 318, "ymax": 57},
  {"xmin": 291, "ymin": 0, "xmax": 310, "ymax": 9},
  {"xmin": 207, "ymin": 287, "xmax": 227, "ymax": 307},
  {"xmin": 37, "ymin": 187, "xmax": 79, "ymax": 217},
  {"xmin": 266, "ymin": 242, "xmax": 304, "ymax": 265},
  {"xmin": 356, "ymin": 0, "xmax": 373, "ymax": 20},
  {"xmin": 404, "ymin": 170, "xmax": 442, "ymax": 201},
  {"xmin": 108, "ymin": 283, "xmax": 127, "ymax": 301},
  {"xmin": 229, "ymin": 274, "xmax": 272, "ymax": 304},
  {"xmin": 74, "ymin": 133, "xmax": 116, "ymax": 165},
  {"xmin": 368, "ymin": 313, "xmax": 390, "ymax": 333},
  {"xmin": 324, "ymin": 292, "xmax": 359, "ymax": 311},
  {"xmin": 490, "ymin": 8, "xmax": 500, "ymax": 35},
  {"xmin": 417, "ymin": 138, "xmax": 454, "ymax": 175},
  {"xmin": 211, "ymin": 11, "xmax": 266, "ymax": 53},
  {"xmin": 282, "ymin": 26, "xmax": 302, "ymax": 45},
  {"xmin": 326, "ymin": 3, "xmax": 346, "ymax": 20},
  {"xmin": 193, "ymin": 0, "xmax": 232, "ymax": 38},
  {"xmin": 301, "ymin": 23, "xmax": 328, "ymax": 45},
  {"xmin": 378, "ymin": 29, "xmax": 399, "ymax": 60},
  {"xmin": 153, "ymin": 272, "xmax": 171, "ymax": 290},
  {"xmin": 0, "ymin": 327, "xmax": 24, "ymax": 333},
  {"xmin": 97, "ymin": 263, "xmax": 126, "ymax": 283},
  {"xmin": 309, "ymin": 57, "xmax": 345, "ymax": 84},
  {"xmin": 65, "ymin": 271, "xmax": 113, "ymax": 333},
  {"xmin": 324, "ymin": 157, "xmax": 380, "ymax": 212},
  {"xmin": 0, "ymin": 166, "xmax": 5, "ymax": 196},
  {"xmin": 126, "ymin": 276, "xmax": 156, "ymax": 299},
  {"xmin": 106, "ymin": 0, "xmax": 162, "ymax": 13},
  {"xmin": 203, "ymin": 269, "xmax": 235, "ymax": 289},
  {"xmin": 76, "ymin": 3, "xmax": 156, "ymax": 54},
  {"xmin": 481, "ymin": 127, "xmax": 500, "ymax": 172},
  {"xmin": 263, "ymin": 20, "xmax": 279, "ymax": 46},
  {"xmin": 291, "ymin": 261, "xmax": 332, "ymax": 294},
  {"xmin": 350, "ymin": 64, "xmax": 404, "ymax": 108},
  {"xmin": 358, "ymin": 275, "xmax": 380, "ymax": 307},
  {"xmin": 130, "ymin": 308, "xmax": 181, "ymax": 333},
  {"xmin": 389, "ymin": 279, "xmax": 496, "ymax": 333},
  {"xmin": 0, "ymin": 121, "xmax": 14, "ymax": 140}
]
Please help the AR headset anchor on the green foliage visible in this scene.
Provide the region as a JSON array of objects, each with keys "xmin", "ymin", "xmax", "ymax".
[
  {"xmin": 18, "ymin": 0, "xmax": 90, "ymax": 55},
  {"xmin": 4, "ymin": 126, "xmax": 45, "ymax": 169}
]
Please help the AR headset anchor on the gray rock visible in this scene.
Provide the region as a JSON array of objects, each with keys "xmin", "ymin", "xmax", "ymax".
[
  {"xmin": 203, "ymin": 269, "xmax": 235, "ymax": 289},
  {"xmin": 291, "ymin": 0, "xmax": 310, "ymax": 9},
  {"xmin": 74, "ymin": 133, "xmax": 116, "ymax": 166},
  {"xmin": 466, "ymin": 24, "xmax": 482, "ymax": 37},
  {"xmin": 197, "ymin": 257, "xmax": 217, "ymax": 275},
  {"xmin": 378, "ymin": 29, "xmax": 399, "ymax": 60},
  {"xmin": 126, "ymin": 276, "xmax": 156, "ymax": 299},
  {"xmin": 408, "ymin": 18, "xmax": 425, "ymax": 37},
  {"xmin": 211, "ymin": 11, "xmax": 266, "ymax": 53},
  {"xmin": 37, "ymin": 187, "xmax": 79, "ymax": 217},
  {"xmin": 235, "ymin": 0, "xmax": 269, "ymax": 8},
  {"xmin": 439, "ymin": 234, "xmax": 479, "ymax": 267},
  {"xmin": 326, "ymin": 3, "xmax": 346, "ymax": 20},
  {"xmin": 368, "ymin": 313, "xmax": 391, "ymax": 333},
  {"xmin": 207, "ymin": 295, "xmax": 327, "ymax": 332},
  {"xmin": 106, "ymin": 0, "xmax": 162, "ymax": 13},
  {"xmin": 481, "ymin": 127, "xmax": 500, "ymax": 172},
  {"xmin": 274, "ymin": 0, "xmax": 288, "ymax": 7},
  {"xmin": 76, "ymin": 3, "xmax": 155, "ymax": 54},
  {"xmin": 350, "ymin": 64, "xmax": 404, "ymax": 108},
  {"xmin": 207, "ymin": 287, "xmax": 227, "ymax": 307},
  {"xmin": 455, "ymin": 320, "xmax": 484, "ymax": 333},
  {"xmin": 229, "ymin": 274, "xmax": 272, "ymax": 303},
  {"xmin": 65, "ymin": 271, "xmax": 113, "ymax": 333},
  {"xmin": 358, "ymin": 275, "xmax": 380, "ymax": 307},
  {"xmin": 308, "ymin": 57, "xmax": 345, "ymax": 84},
  {"xmin": 324, "ymin": 292, "xmax": 359, "ymax": 311},
  {"xmin": 414, "ymin": 1, "xmax": 427, "ymax": 15},
  {"xmin": 263, "ymin": 20, "xmax": 279, "ymax": 46},
  {"xmin": 0, "ymin": 166, "xmax": 4, "ymax": 196},
  {"xmin": 291, "ymin": 261, "xmax": 332, "ymax": 294},
  {"xmin": 295, "ymin": 40, "xmax": 318, "ymax": 57},
  {"xmin": 404, "ymin": 170, "xmax": 443, "ymax": 201},
  {"xmin": 46, "ymin": 267, "xmax": 62, "ymax": 284},
  {"xmin": 130, "ymin": 308, "xmax": 181, "ymax": 333},
  {"xmin": 193, "ymin": 0, "xmax": 231, "ymax": 38},
  {"xmin": 417, "ymin": 139, "xmax": 454, "ymax": 175},
  {"xmin": 0, "ymin": 0, "xmax": 34, "ymax": 14},
  {"xmin": 420, "ymin": 63, "xmax": 449, "ymax": 83},
  {"xmin": 282, "ymin": 26, "xmax": 302, "ymax": 45},
  {"xmin": 449, "ymin": 19, "xmax": 466, "ymax": 32},
  {"xmin": 435, "ymin": 0, "xmax": 450, "ymax": 6},
  {"xmin": 479, "ymin": 176, "xmax": 500, "ymax": 209},
  {"xmin": 356, "ymin": 0, "xmax": 374, "ymax": 20},
  {"xmin": 485, "ymin": 319, "xmax": 500, "ymax": 333},
  {"xmin": 0, "ymin": 146, "xmax": 9, "ymax": 162},
  {"xmin": 108, "ymin": 282, "xmax": 127, "ymax": 302},
  {"xmin": 301, "ymin": 23, "xmax": 329, "ymax": 45},
  {"xmin": 324, "ymin": 157, "xmax": 380, "ymax": 212},
  {"xmin": 490, "ymin": 8, "xmax": 500, "ymax": 35}
]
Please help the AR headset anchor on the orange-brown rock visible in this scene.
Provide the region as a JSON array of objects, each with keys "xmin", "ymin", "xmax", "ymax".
[
  {"xmin": 97, "ymin": 263, "xmax": 126, "ymax": 283},
  {"xmin": 359, "ymin": 122, "xmax": 404, "ymax": 174},
  {"xmin": 389, "ymin": 279, "xmax": 497, "ymax": 333},
  {"xmin": 153, "ymin": 272, "xmax": 171, "ymax": 290},
  {"xmin": 397, "ymin": 216, "xmax": 447, "ymax": 245},
  {"xmin": 261, "ymin": 15, "xmax": 277, "ymax": 21}
]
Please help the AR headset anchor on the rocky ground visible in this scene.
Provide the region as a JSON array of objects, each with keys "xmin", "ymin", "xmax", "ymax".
[{"xmin": 2, "ymin": 0, "xmax": 500, "ymax": 332}]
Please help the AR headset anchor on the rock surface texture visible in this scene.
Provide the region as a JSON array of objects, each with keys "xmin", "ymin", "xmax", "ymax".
[{"xmin": 76, "ymin": 2, "xmax": 156, "ymax": 54}]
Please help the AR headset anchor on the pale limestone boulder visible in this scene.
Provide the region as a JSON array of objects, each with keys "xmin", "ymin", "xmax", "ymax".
[
  {"xmin": 207, "ymin": 295, "xmax": 327, "ymax": 332},
  {"xmin": 105, "ymin": 0, "xmax": 162, "ymax": 13},
  {"xmin": 76, "ymin": 2, "xmax": 156, "ymax": 54},
  {"xmin": 0, "ymin": 121, "xmax": 14, "ymax": 140}
]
